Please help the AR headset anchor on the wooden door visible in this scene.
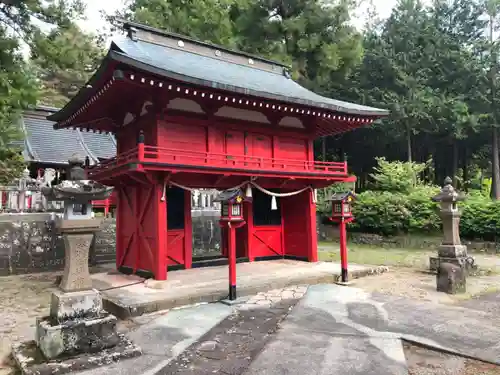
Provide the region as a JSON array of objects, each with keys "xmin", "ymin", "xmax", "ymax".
[{"xmin": 225, "ymin": 131, "xmax": 245, "ymax": 167}]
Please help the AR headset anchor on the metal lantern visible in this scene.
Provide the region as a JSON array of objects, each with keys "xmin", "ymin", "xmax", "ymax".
[
  {"xmin": 215, "ymin": 188, "xmax": 251, "ymax": 222},
  {"xmin": 329, "ymin": 191, "xmax": 356, "ymax": 223}
]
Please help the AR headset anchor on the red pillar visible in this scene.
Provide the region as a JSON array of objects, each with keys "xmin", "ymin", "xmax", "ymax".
[
  {"xmin": 228, "ymin": 223, "xmax": 237, "ymax": 300},
  {"xmin": 155, "ymin": 180, "xmax": 167, "ymax": 280},
  {"xmin": 115, "ymin": 190, "xmax": 122, "ymax": 271},
  {"xmin": 184, "ymin": 190, "xmax": 193, "ymax": 269},
  {"xmin": 306, "ymin": 190, "xmax": 318, "ymax": 262},
  {"xmin": 339, "ymin": 218, "xmax": 348, "ymax": 282},
  {"xmin": 244, "ymin": 201, "xmax": 254, "ymax": 261}
]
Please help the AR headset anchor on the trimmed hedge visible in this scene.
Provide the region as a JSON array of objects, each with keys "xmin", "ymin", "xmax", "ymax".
[{"xmin": 347, "ymin": 188, "xmax": 500, "ymax": 241}]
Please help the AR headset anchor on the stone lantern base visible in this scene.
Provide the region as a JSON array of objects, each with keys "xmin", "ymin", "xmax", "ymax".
[
  {"xmin": 429, "ymin": 244, "xmax": 474, "ymax": 273},
  {"xmin": 12, "ymin": 218, "xmax": 141, "ymax": 375}
]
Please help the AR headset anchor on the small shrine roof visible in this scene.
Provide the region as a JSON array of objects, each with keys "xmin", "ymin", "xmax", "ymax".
[
  {"xmin": 329, "ymin": 191, "xmax": 356, "ymax": 202},
  {"xmin": 22, "ymin": 106, "xmax": 116, "ymax": 165},
  {"xmin": 48, "ymin": 21, "xmax": 389, "ymax": 125},
  {"xmin": 214, "ymin": 188, "xmax": 251, "ymax": 203}
]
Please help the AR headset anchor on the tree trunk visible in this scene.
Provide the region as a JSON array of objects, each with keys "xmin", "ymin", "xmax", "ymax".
[
  {"xmin": 433, "ymin": 154, "xmax": 439, "ymax": 185},
  {"xmin": 491, "ymin": 127, "xmax": 500, "ymax": 200},
  {"xmin": 452, "ymin": 140, "xmax": 458, "ymax": 187},
  {"xmin": 462, "ymin": 143, "xmax": 469, "ymax": 192},
  {"xmin": 406, "ymin": 124, "xmax": 412, "ymax": 163},
  {"xmin": 489, "ymin": 14, "xmax": 500, "ymax": 200}
]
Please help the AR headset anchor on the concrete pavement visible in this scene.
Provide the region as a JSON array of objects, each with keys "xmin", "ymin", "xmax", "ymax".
[
  {"xmin": 244, "ymin": 284, "xmax": 500, "ymax": 375},
  {"xmin": 76, "ymin": 303, "xmax": 233, "ymax": 375},
  {"xmin": 73, "ymin": 284, "xmax": 500, "ymax": 375}
]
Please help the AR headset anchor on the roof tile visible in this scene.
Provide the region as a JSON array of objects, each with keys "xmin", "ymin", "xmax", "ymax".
[{"xmin": 22, "ymin": 109, "xmax": 116, "ymax": 165}]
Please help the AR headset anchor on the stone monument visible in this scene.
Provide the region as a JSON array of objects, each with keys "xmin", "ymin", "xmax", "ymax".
[
  {"xmin": 430, "ymin": 177, "xmax": 471, "ymax": 294},
  {"xmin": 12, "ymin": 154, "xmax": 141, "ymax": 375}
]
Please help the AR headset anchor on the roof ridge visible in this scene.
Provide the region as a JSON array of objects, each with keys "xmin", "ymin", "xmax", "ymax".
[{"xmin": 121, "ymin": 20, "xmax": 292, "ymax": 70}]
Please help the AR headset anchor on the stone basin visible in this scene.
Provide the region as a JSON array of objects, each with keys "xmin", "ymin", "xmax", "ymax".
[{"xmin": 36, "ymin": 311, "xmax": 119, "ymax": 360}]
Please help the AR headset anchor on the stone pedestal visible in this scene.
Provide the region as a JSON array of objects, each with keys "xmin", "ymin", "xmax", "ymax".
[
  {"xmin": 37, "ymin": 290, "xmax": 119, "ymax": 360},
  {"xmin": 431, "ymin": 178, "xmax": 468, "ymax": 294},
  {"xmin": 437, "ymin": 262, "xmax": 466, "ymax": 294},
  {"xmin": 429, "ymin": 245, "xmax": 473, "ymax": 273},
  {"xmin": 56, "ymin": 218, "xmax": 101, "ymax": 292},
  {"xmin": 12, "ymin": 218, "xmax": 141, "ymax": 375}
]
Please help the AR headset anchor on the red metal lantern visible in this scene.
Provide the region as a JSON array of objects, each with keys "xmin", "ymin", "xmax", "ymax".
[
  {"xmin": 329, "ymin": 191, "xmax": 356, "ymax": 224},
  {"xmin": 216, "ymin": 188, "xmax": 250, "ymax": 222},
  {"xmin": 214, "ymin": 188, "xmax": 252, "ymax": 300},
  {"xmin": 328, "ymin": 191, "xmax": 356, "ymax": 283}
]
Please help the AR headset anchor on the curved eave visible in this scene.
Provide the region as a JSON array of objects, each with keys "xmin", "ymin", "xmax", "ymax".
[
  {"xmin": 107, "ymin": 51, "xmax": 389, "ymax": 117},
  {"xmin": 47, "ymin": 54, "xmax": 116, "ymax": 124},
  {"xmin": 49, "ymin": 50, "xmax": 389, "ymax": 127}
]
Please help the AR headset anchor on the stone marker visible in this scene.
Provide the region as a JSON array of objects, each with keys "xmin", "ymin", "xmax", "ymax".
[
  {"xmin": 430, "ymin": 177, "xmax": 472, "ymax": 294},
  {"xmin": 437, "ymin": 262, "xmax": 466, "ymax": 294},
  {"xmin": 12, "ymin": 154, "xmax": 141, "ymax": 375}
]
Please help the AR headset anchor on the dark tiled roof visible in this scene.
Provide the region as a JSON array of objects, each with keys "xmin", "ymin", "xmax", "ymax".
[
  {"xmin": 109, "ymin": 35, "xmax": 388, "ymax": 116},
  {"xmin": 48, "ymin": 21, "xmax": 389, "ymax": 123},
  {"xmin": 22, "ymin": 107, "xmax": 116, "ymax": 165}
]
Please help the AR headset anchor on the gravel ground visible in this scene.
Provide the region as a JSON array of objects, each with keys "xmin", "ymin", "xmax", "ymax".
[
  {"xmin": 347, "ymin": 268, "xmax": 500, "ymax": 305},
  {"xmin": 0, "ymin": 272, "xmax": 56, "ymax": 375},
  {"xmin": 2, "ymin": 253, "xmax": 500, "ymax": 375},
  {"xmin": 404, "ymin": 342, "xmax": 500, "ymax": 375}
]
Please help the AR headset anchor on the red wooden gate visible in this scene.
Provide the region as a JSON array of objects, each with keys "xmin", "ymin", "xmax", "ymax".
[
  {"xmin": 251, "ymin": 226, "xmax": 284, "ymax": 258},
  {"xmin": 116, "ymin": 184, "xmax": 157, "ymax": 274}
]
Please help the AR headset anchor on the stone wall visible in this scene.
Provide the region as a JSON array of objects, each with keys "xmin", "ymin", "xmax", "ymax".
[
  {"xmin": 0, "ymin": 213, "xmax": 116, "ymax": 276},
  {"xmin": 3, "ymin": 212, "xmax": 497, "ymax": 276},
  {"xmin": 318, "ymin": 223, "xmax": 500, "ymax": 253},
  {"xmin": 0, "ymin": 213, "xmax": 224, "ymax": 276}
]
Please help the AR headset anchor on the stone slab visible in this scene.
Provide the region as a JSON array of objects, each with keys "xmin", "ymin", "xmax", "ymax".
[
  {"xmin": 438, "ymin": 244, "xmax": 467, "ymax": 258},
  {"xmin": 299, "ymin": 284, "xmax": 500, "ymax": 365},
  {"xmin": 95, "ymin": 260, "xmax": 389, "ymax": 319},
  {"xmin": 12, "ymin": 333, "xmax": 141, "ymax": 375},
  {"xmin": 245, "ymin": 331, "xmax": 408, "ymax": 375},
  {"xmin": 220, "ymin": 295, "xmax": 251, "ymax": 306},
  {"xmin": 156, "ymin": 299, "xmax": 299, "ymax": 375},
  {"xmin": 50, "ymin": 289, "xmax": 103, "ymax": 322},
  {"xmin": 73, "ymin": 303, "xmax": 232, "ymax": 375},
  {"xmin": 36, "ymin": 313, "xmax": 118, "ymax": 359}
]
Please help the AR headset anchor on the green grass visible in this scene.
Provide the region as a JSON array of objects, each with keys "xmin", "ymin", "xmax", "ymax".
[{"xmin": 318, "ymin": 241, "xmax": 432, "ymax": 268}]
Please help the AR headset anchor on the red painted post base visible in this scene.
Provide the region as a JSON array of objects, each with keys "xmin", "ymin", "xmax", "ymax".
[
  {"xmin": 339, "ymin": 219, "xmax": 348, "ymax": 283},
  {"xmin": 229, "ymin": 284, "xmax": 237, "ymax": 300},
  {"xmin": 219, "ymin": 220, "xmax": 246, "ymax": 301}
]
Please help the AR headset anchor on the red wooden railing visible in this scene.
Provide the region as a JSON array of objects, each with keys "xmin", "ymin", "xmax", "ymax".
[{"xmin": 88, "ymin": 145, "xmax": 348, "ymax": 177}]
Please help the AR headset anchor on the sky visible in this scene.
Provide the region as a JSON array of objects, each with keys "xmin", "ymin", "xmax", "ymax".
[{"xmin": 78, "ymin": 0, "xmax": 401, "ymax": 37}]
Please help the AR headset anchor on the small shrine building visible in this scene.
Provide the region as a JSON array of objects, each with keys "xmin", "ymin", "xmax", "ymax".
[
  {"xmin": 0, "ymin": 106, "xmax": 116, "ymax": 213},
  {"xmin": 48, "ymin": 21, "xmax": 389, "ymax": 280}
]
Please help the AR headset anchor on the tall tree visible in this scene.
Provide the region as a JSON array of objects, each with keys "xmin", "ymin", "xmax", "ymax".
[
  {"xmin": 31, "ymin": 24, "xmax": 105, "ymax": 107},
  {"xmin": 230, "ymin": 0, "xmax": 363, "ymax": 86},
  {"xmin": 111, "ymin": 0, "xmax": 237, "ymax": 47},
  {"xmin": 0, "ymin": 0, "xmax": 92, "ymax": 183},
  {"xmin": 0, "ymin": 28, "xmax": 38, "ymax": 184},
  {"xmin": 485, "ymin": 0, "xmax": 500, "ymax": 199},
  {"xmin": 0, "ymin": 0, "xmax": 85, "ymax": 42}
]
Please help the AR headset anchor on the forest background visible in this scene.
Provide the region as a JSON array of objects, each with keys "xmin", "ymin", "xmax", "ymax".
[{"xmin": 2, "ymin": 0, "xmax": 500, "ymax": 239}]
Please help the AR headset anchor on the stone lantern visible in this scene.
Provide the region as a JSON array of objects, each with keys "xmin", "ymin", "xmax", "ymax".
[
  {"xmin": 12, "ymin": 154, "xmax": 141, "ymax": 375},
  {"xmin": 430, "ymin": 177, "xmax": 471, "ymax": 294}
]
